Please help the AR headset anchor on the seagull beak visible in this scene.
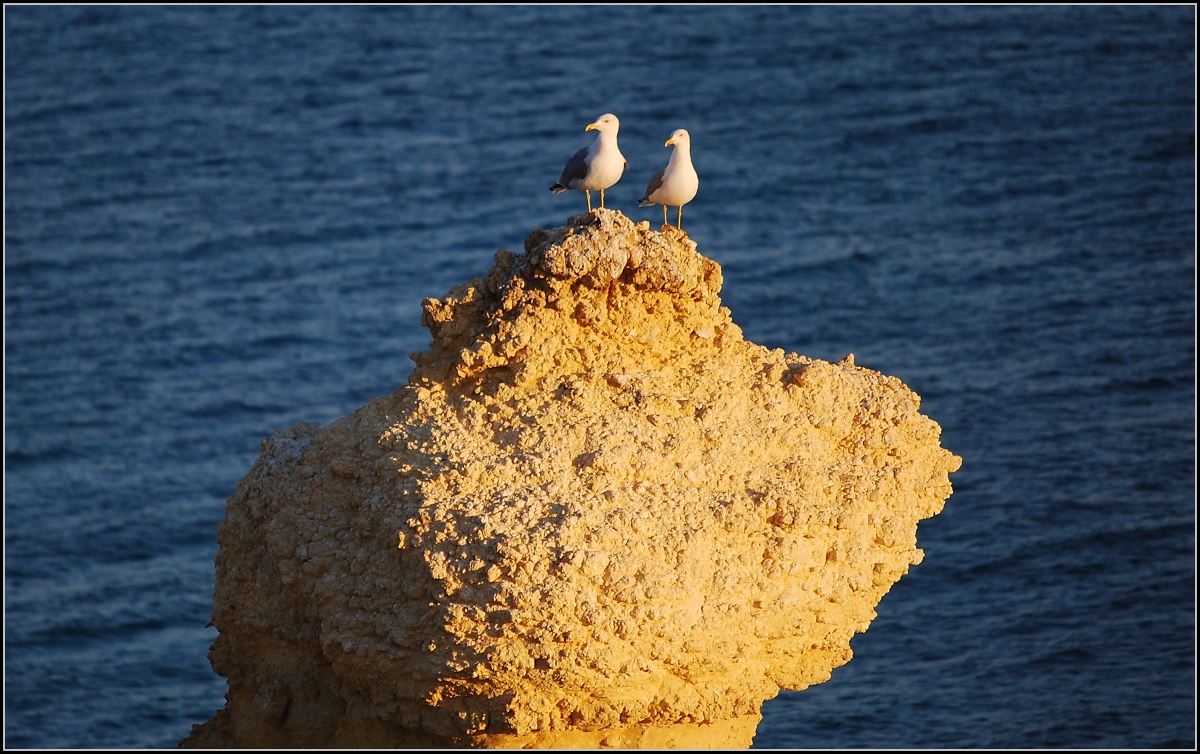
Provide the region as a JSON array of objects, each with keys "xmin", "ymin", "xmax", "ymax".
[
  {"xmin": 586, "ymin": 123, "xmax": 598, "ymax": 132},
  {"xmin": 665, "ymin": 138, "xmax": 675, "ymax": 147}
]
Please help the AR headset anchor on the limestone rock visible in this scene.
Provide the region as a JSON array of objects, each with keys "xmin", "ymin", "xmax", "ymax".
[{"xmin": 182, "ymin": 209, "xmax": 961, "ymax": 748}]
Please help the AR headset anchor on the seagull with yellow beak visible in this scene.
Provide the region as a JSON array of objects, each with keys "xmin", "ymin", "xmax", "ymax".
[
  {"xmin": 638, "ymin": 128, "xmax": 698, "ymax": 229},
  {"xmin": 549, "ymin": 113, "xmax": 628, "ymax": 212}
]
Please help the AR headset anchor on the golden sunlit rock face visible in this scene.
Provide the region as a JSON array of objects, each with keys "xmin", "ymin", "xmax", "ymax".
[{"xmin": 182, "ymin": 209, "xmax": 960, "ymax": 749}]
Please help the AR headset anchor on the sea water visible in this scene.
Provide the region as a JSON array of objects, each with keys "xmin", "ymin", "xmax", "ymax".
[{"xmin": 5, "ymin": 6, "xmax": 1194, "ymax": 748}]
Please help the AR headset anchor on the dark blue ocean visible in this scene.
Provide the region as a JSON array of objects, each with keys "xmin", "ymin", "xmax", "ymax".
[{"xmin": 5, "ymin": 6, "xmax": 1194, "ymax": 749}]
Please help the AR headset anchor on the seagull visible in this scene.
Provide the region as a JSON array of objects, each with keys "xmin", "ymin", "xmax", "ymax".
[
  {"xmin": 549, "ymin": 113, "xmax": 627, "ymax": 212},
  {"xmin": 638, "ymin": 128, "xmax": 698, "ymax": 229}
]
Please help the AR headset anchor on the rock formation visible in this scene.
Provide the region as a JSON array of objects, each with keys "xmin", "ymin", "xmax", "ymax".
[{"xmin": 181, "ymin": 209, "xmax": 961, "ymax": 749}]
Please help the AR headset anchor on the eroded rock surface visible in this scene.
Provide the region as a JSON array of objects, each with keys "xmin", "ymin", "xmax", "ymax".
[{"xmin": 181, "ymin": 209, "xmax": 961, "ymax": 748}]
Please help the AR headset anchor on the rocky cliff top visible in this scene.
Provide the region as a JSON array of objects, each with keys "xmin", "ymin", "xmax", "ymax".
[{"xmin": 185, "ymin": 209, "xmax": 960, "ymax": 748}]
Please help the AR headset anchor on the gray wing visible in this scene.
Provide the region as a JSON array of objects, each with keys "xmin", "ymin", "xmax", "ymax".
[
  {"xmin": 638, "ymin": 168, "xmax": 666, "ymax": 206},
  {"xmin": 557, "ymin": 147, "xmax": 592, "ymax": 187}
]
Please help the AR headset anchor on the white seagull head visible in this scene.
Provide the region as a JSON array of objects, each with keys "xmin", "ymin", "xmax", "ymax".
[
  {"xmin": 665, "ymin": 128, "xmax": 691, "ymax": 148},
  {"xmin": 586, "ymin": 113, "xmax": 621, "ymax": 136}
]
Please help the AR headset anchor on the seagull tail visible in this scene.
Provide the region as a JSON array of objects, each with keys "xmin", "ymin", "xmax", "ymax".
[
  {"xmin": 637, "ymin": 197, "xmax": 654, "ymax": 207},
  {"xmin": 549, "ymin": 184, "xmax": 568, "ymax": 195}
]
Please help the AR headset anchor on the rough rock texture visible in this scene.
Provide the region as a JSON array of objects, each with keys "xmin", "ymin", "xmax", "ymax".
[{"xmin": 181, "ymin": 209, "xmax": 960, "ymax": 748}]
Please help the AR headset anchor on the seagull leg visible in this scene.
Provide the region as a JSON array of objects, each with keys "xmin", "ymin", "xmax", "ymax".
[
  {"xmin": 585, "ymin": 190, "xmax": 592, "ymax": 212},
  {"xmin": 600, "ymin": 189, "xmax": 605, "ymax": 209},
  {"xmin": 677, "ymin": 205, "xmax": 683, "ymax": 229},
  {"xmin": 662, "ymin": 205, "xmax": 667, "ymax": 227}
]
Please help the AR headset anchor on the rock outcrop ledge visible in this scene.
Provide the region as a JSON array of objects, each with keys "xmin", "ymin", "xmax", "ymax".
[{"xmin": 182, "ymin": 209, "xmax": 961, "ymax": 749}]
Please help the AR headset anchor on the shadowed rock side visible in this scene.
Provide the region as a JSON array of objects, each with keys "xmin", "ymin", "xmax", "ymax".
[{"xmin": 180, "ymin": 208, "xmax": 961, "ymax": 749}]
